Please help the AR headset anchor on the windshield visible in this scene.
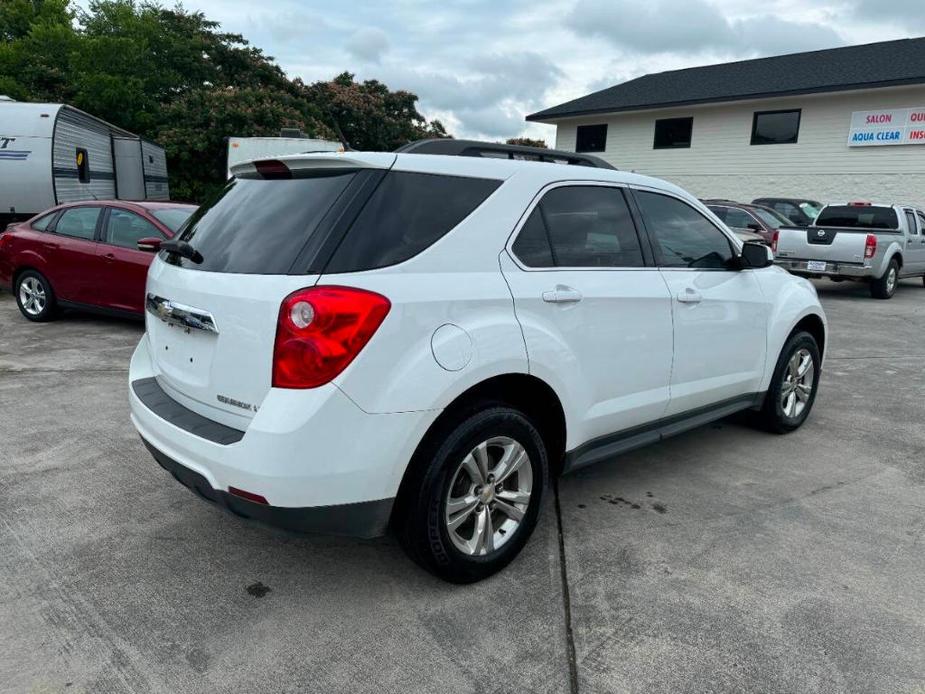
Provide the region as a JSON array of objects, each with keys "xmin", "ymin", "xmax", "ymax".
[
  {"xmin": 151, "ymin": 207, "xmax": 195, "ymax": 233},
  {"xmin": 753, "ymin": 207, "xmax": 790, "ymax": 228},
  {"xmin": 815, "ymin": 205, "xmax": 898, "ymax": 230}
]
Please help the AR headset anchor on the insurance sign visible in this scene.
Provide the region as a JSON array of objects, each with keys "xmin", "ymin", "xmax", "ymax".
[{"xmin": 848, "ymin": 107, "xmax": 925, "ymax": 146}]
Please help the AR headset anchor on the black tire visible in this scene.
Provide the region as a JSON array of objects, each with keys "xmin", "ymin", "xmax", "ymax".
[
  {"xmin": 14, "ymin": 270, "xmax": 57, "ymax": 322},
  {"xmin": 870, "ymin": 258, "xmax": 899, "ymax": 299},
  {"xmin": 755, "ymin": 331, "xmax": 821, "ymax": 433},
  {"xmin": 396, "ymin": 405, "xmax": 548, "ymax": 583}
]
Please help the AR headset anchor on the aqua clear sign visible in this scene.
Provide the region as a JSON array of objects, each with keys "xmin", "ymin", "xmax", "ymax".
[{"xmin": 848, "ymin": 107, "xmax": 925, "ymax": 147}]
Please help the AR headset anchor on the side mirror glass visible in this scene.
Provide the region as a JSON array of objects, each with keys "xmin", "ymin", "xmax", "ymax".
[
  {"xmin": 739, "ymin": 240, "xmax": 773, "ymax": 269},
  {"xmin": 137, "ymin": 237, "xmax": 162, "ymax": 253}
]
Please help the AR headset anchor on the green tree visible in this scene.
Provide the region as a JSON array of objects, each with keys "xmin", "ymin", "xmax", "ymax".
[
  {"xmin": 505, "ymin": 137, "xmax": 547, "ymax": 148},
  {"xmin": 307, "ymin": 72, "xmax": 449, "ymax": 151},
  {"xmin": 160, "ymin": 86, "xmax": 331, "ymax": 201},
  {"xmin": 0, "ymin": 1, "xmax": 451, "ymax": 203}
]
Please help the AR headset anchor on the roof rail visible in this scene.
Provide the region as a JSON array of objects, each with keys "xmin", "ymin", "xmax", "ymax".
[{"xmin": 395, "ymin": 138, "xmax": 616, "ymax": 170}]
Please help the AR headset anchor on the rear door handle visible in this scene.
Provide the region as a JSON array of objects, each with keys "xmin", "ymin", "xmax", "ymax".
[
  {"xmin": 677, "ymin": 288, "xmax": 702, "ymax": 304},
  {"xmin": 542, "ymin": 285, "xmax": 583, "ymax": 304}
]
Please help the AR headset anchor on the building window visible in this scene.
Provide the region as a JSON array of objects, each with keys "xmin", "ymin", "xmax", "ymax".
[
  {"xmin": 575, "ymin": 124, "xmax": 607, "ymax": 153},
  {"xmin": 653, "ymin": 117, "xmax": 693, "ymax": 149},
  {"xmin": 751, "ymin": 109, "xmax": 801, "ymax": 145}
]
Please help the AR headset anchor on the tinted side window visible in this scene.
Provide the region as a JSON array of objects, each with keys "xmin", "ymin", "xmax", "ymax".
[
  {"xmin": 54, "ymin": 207, "xmax": 100, "ymax": 240},
  {"xmin": 723, "ymin": 208, "xmax": 756, "ymax": 229},
  {"xmin": 326, "ymin": 172, "xmax": 501, "ymax": 273},
  {"xmin": 511, "ymin": 208, "xmax": 554, "ymax": 267},
  {"xmin": 636, "ymin": 191, "xmax": 733, "ymax": 269},
  {"xmin": 540, "ymin": 186, "xmax": 643, "ymax": 268},
  {"xmin": 904, "ymin": 210, "xmax": 918, "ymax": 235},
  {"xmin": 104, "ymin": 209, "xmax": 163, "ymax": 249},
  {"xmin": 775, "ymin": 202, "xmax": 800, "ymax": 223}
]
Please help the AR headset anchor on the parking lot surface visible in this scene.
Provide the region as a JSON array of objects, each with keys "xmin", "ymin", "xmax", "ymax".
[{"xmin": 1, "ymin": 279, "xmax": 923, "ymax": 694}]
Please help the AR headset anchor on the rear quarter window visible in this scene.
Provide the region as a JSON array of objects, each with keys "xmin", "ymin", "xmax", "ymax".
[
  {"xmin": 324, "ymin": 172, "xmax": 501, "ymax": 273},
  {"xmin": 815, "ymin": 206, "xmax": 898, "ymax": 230}
]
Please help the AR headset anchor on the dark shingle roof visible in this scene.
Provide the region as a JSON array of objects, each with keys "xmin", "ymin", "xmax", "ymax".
[{"xmin": 527, "ymin": 37, "xmax": 925, "ymax": 122}]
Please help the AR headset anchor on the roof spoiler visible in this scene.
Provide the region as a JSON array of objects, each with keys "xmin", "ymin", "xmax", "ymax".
[
  {"xmin": 230, "ymin": 152, "xmax": 396, "ymax": 179},
  {"xmin": 395, "ymin": 139, "xmax": 616, "ymax": 170}
]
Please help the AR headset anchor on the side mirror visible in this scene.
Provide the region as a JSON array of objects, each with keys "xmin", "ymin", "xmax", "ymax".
[
  {"xmin": 137, "ymin": 237, "xmax": 162, "ymax": 253},
  {"xmin": 746, "ymin": 222, "xmax": 762, "ymax": 232},
  {"xmin": 739, "ymin": 240, "xmax": 773, "ymax": 269}
]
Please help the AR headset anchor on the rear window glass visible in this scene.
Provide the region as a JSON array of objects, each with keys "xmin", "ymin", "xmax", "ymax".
[
  {"xmin": 815, "ymin": 205, "xmax": 898, "ymax": 229},
  {"xmin": 324, "ymin": 171, "xmax": 501, "ymax": 273},
  {"xmin": 171, "ymin": 173, "xmax": 355, "ymax": 273}
]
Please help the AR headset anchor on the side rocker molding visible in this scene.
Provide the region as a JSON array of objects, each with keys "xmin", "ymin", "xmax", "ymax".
[{"xmin": 563, "ymin": 392, "xmax": 765, "ymax": 473}]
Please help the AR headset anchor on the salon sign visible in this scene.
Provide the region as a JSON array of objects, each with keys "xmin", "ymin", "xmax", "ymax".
[{"xmin": 848, "ymin": 107, "xmax": 925, "ymax": 146}]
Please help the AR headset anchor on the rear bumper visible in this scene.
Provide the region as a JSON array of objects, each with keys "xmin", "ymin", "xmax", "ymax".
[
  {"xmin": 128, "ymin": 335, "xmax": 438, "ymax": 538},
  {"xmin": 141, "ymin": 437, "xmax": 394, "ymax": 537},
  {"xmin": 775, "ymin": 258, "xmax": 870, "ymax": 279}
]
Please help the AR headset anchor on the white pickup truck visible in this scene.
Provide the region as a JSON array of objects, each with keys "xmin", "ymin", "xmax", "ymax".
[{"xmin": 773, "ymin": 202, "xmax": 925, "ymax": 299}]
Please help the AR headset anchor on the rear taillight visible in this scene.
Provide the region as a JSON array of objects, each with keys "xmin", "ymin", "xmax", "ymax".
[
  {"xmin": 272, "ymin": 286, "xmax": 391, "ymax": 389},
  {"xmin": 864, "ymin": 234, "xmax": 877, "ymax": 259},
  {"xmin": 771, "ymin": 229, "xmax": 780, "ymax": 253}
]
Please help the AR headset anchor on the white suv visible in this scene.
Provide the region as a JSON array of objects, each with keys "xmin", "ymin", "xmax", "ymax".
[{"xmin": 129, "ymin": 146, "xmax": 826, "ymax": 583}]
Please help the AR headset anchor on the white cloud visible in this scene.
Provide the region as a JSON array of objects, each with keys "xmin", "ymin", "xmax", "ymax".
[
  {"xmin": 72, "ymin": 0, "xmax": 920, "ymax": 140},
  {"xmin": 345, "ymin": 27, "xmax": 390, "ymax": 64}
]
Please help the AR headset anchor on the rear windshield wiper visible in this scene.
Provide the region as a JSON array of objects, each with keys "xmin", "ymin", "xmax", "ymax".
[{"xmin": 161, "ymin": 239, "xmax": 203, "ymax": 264}]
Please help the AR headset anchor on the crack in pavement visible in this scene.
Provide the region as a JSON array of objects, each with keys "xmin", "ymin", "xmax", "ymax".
[{"xmin": 554, "ymin": 477, "xmax": 580, "ymax": 694}]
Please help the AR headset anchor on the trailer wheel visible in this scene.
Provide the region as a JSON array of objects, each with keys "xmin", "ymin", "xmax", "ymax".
[
  {"xmin": 870, "ymin": 259, "xmax": 899, "ymax": 300},
  {"xmin": 15, "ymin": 270, "xmax": 58, "ymax": 322}
]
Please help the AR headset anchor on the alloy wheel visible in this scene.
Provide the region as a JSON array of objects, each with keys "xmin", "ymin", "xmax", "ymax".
[
  {"xmin": 781, "ymin": 347, "xmax": 814, "ymax": 418},
  {"xmin": 445, "ymin": 436, "xmax": 533, "ymax": 556},
  {"xmin": 19, "ymin": 277, "xmax": 46, "ymax": 316}
]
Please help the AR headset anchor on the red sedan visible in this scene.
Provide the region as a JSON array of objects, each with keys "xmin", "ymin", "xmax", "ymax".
[{"xmin": 0, "ymin": 200, "xmax": 196, "ymax": 321}]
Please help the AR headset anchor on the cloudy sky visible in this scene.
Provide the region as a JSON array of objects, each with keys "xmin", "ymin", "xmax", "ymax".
[{"xmin": 139, "ymin": 0, "xmax": 925, "ymax": 142}]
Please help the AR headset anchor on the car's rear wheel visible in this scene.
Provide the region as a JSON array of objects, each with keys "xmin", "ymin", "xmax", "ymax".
[
  {"xmin": 755, "ymin": 330, "xmax": 821, "ymax": 433},
  {"xmin": 397, "ymin": 405, "xmax": 547, "ymax": 583},
  {"xmin": 15, "ymin": 270, "xmax": 57, "ymax": 322},
  {"xmin": 870, "ymin": 259, "xmax": 899, "ymax": 299}
]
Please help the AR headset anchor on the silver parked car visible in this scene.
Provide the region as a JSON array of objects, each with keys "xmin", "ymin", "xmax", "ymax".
[{"xmin": 773, "ymin": 202, "xmax": 925, "ymax": 299}]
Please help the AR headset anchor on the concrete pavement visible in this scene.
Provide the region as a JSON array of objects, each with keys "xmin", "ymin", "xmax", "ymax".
[{"xmin": 0, "ymin": 279, "xmax": 923, "ymax": 693}]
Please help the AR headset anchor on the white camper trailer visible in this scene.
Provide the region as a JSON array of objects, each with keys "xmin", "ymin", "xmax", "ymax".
[
  {"xmin": 226, "ymin": 135, "xmax": 341, "ymax": 178},
  {"xmin": 0, "ymin": 99, "xmax": 170, "ymax": 224}
]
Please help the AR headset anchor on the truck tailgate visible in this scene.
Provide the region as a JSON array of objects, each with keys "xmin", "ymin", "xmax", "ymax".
[{"xmin": 775, "ymin": 227, "xmax": 868, "ymax": 263}]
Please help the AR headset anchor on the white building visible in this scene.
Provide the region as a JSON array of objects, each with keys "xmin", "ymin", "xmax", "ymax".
[{"xmin": 527, "ymin": 38, "xmax": 925, "ymax": 209}]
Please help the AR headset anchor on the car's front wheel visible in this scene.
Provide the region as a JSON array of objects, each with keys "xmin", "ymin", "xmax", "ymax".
[
  {"xmin": 756, "ymin": 330, "xmax": 821, "ymax": 433},
  {"xmin": 397, "ymin": 405, "xmax": 547, "ymax": 583},
  {"xmin": 15, "ymin": 270, "xmax": 57, "ymax": 322}
]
